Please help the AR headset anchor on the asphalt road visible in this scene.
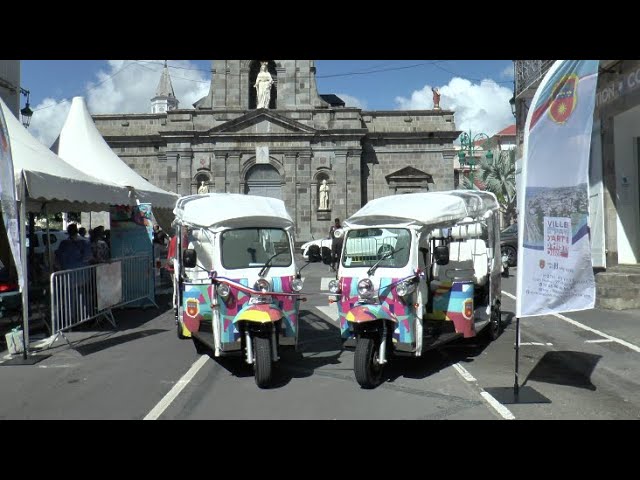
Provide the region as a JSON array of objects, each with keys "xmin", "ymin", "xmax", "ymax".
[{"xmin": 1, "ymin": 258, "xmax": 639, "ymax": 419}]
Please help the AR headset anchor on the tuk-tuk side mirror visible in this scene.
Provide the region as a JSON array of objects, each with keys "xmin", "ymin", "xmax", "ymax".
[
  {"xmin": 434, "ymin": 245, "xmax": 449, "ymax": 266},
  {"xmin": 183, "ymin": 249, "xmax": 197, "ymax": 269},
  {"xmin": 297, "ymin": 261, "xmax": 312, "ymax": 278}
]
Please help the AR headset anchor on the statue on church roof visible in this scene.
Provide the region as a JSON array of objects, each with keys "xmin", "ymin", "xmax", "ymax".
[
  {"xmin": 432, "ymin": 87, "xmax": 441, "ymax": 110},
  {"xmin": 255, "ymin": 62, "xmax": 274, "ymax": 109}
]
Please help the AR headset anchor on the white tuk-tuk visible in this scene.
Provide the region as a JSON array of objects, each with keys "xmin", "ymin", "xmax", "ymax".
[
  {"xmin": 328, "ymin": 191, "xmax": 503, "ymax": 388},
  {"xmin": 173, "ymin": 193, "xmax": 305, "ymax": 388}
]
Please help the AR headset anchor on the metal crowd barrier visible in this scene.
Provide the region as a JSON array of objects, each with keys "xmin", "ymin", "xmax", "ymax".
[{"xmin": 48, "ymin": 254, "xmax": 154, "ymax": 347}]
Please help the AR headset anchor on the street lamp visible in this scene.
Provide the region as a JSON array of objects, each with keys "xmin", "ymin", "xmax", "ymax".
[
  {"xmin": 20, "ymin": 88, "xmax": 33, "ymax": 128},
  {"xmin": 457, "ymin": 130, "xmax": 493, "ymax": 189}
]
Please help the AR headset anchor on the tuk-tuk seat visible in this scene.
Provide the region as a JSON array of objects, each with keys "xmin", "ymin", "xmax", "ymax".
[
  {"xmin": 450, "ymin": 223, "xmax": 488, "ymax": 287},
  {"xmin": 432, "ymin": 240, "xmax": 475, "ymax": 283},
  {"xmin": 468, "ymin": 239, "xmax": 488, "ymax": 286}
]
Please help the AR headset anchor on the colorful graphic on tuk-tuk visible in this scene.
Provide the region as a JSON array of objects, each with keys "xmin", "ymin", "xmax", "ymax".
[
  {"xmin": 182, "ymin": 284, "xmax": 213, "ymax": 334},
  {"xmin": 216, "ymin": 276, "xmax": 299, "ymax": 343},
  {"xmin": 338, "ymin": 276, "xmax": 417, "ymax": 344},
  {"xmin": 427, "ymin": 281, "xmax": 475, "ymax": 338}
]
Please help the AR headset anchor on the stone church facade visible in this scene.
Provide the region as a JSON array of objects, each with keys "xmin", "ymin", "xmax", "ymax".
[{"xmin": 92, "ymin": 60, "xmax": 461, "ymax": 241}]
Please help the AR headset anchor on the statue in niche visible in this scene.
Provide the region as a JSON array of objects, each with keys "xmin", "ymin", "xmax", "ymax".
[
  {"xmin": 319, "ymin": 179, "xmax": 330, "ymax": 210},
  {"xmin": 198, "ymin": 181, "xmax": 209, "ymax": 194},
  {"xmin": 255, "ymin": 62, "xmax": 274, "ymax": 109}
]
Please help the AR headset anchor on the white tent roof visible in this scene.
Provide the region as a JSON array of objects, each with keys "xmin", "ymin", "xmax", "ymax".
[
  {"xmin": 54, "ymin": 97, "xmax": 179, "ymax": 210},
  {"xmin": 345, "ymin": 192, "xmax": 470, "ymax": 229},
  {"xmin": 174, "ymin": 193, "xmax": 293, "ymax": 230},
  {"xmin": 0, "ymin": 97, "xmax": 130, "ymax": 213}
]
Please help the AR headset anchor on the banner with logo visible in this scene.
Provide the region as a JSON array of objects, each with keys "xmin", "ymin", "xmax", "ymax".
[
  {"xmin": 516, "ymin": 60, "xmax": 599, "ymax": 317},
  {"xmin": 0, "ymin": 105, "xmax": 23, "ymax": 289}
]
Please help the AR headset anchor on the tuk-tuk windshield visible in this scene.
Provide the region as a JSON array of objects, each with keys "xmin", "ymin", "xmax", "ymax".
[
  {"xmin": 341, "ymin": 228, "xmax": 411, "ymax": 269},
  {"xmin": 220, "ymin": 228, "xmax": 292, "ymax": 270}
]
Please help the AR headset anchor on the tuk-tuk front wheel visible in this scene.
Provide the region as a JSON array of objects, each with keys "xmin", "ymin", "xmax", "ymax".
[
  {"xmin": 354, "ymin": 335, "xmax": 384, "ymax": 389},
  {"xmin": 253, "ymin": 334, "xmax": 273, "ymax": 389}
]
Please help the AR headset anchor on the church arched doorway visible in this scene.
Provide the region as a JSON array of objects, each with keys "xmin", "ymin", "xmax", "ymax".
[
  {"xmin": 249, "ymin": 60, "xmax": 277, "ymax": 110},
  {"xmin": 244, "ymin": 164, "xmax": 282, "ymax": 200}
]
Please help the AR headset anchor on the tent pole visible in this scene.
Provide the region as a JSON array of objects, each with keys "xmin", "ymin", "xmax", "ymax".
[
  {"xmin": 45, "ymin": 204, "xmax": 53, "ymax": 274},
  {"xmin": 19, "ymin": 175, "xmax": 29, "ymax": 359}
]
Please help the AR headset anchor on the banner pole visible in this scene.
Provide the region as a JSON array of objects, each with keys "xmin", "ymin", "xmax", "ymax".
[{"xmin": 514, "ymin": 316, "xmax": 520, "ymax": 397}]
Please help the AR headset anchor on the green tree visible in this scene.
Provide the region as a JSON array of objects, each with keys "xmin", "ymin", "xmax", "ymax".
[{"xmin": 459, "ymin": 148, "xmax": 517, "ymax": 224}]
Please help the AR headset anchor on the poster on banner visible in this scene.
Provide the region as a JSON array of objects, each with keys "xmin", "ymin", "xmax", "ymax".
[
  {"xmin": 516, "ymin": 60, "xmax": 599, "ymax": 317},
  {"xmin": 0, "ymin": 104, "xmax": 23, "ymax": 290},
  {"xmin": 97, "ymin": 261, "xmax": 122, "ymax": 310}
]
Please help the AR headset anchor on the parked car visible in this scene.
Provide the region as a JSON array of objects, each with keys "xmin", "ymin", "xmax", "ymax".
[
  {"xmin": 500, "ymin": 223, "xmax": 518, "ymax": 267},
  {"xmin": 28, "ymin": 230, "xmax": 69, "ymax": 255},
  {"xmin": 301, "ymin": 237, "xmax": 333, "ymax": 263},
  {"xmin": 301, "ymin": 228, "xmax": 399, "ymax": 264}
]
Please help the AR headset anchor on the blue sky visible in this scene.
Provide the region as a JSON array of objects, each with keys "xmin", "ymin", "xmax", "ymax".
[{"xmin": 20, "ymin": 60, "xmax": 515, "ymax": 146}]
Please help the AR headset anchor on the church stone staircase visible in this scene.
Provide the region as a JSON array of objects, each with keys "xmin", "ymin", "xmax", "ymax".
[{"xmin": 596, "ymin": 264, "xmax": 640, "ymax": 310}]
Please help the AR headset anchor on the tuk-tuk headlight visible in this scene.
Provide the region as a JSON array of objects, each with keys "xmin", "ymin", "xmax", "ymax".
[
  {"xmin": 357, "ymin": 278, "xmax": 374, "ymax": 297},
  {"xmin": 217, "ymin": 283, "xmax": 230, "ymax": 299},
  {"xmin": 254, "ymin": 279, "xmax": 271, "ymax": 293},
  {"xmin": 396, "ymin": 281, "xmax": 416, "ymax": 297},
  {"xmin": 328, "ymin": 279, "xmax": 340, "ymax": 294},
  {"xmin": 291, "ymin": 278, "xmax": 304, "ymax": 292}
]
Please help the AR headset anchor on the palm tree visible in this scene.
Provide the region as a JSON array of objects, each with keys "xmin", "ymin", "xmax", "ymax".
[{"xmin": 459, "ymin": 148, "xmax": 517, "ymax": 225}]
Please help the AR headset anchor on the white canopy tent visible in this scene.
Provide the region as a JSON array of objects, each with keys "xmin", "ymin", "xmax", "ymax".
[
  {"xmin": 1, "ymin": 97, "xmax": 134, "ymax": 362},
  {"xmin": 1, "ymin": 97, "xmax": 130, "ymax": 213},
  {"xmin": 53, "ymin": 97, "xmax": 179, "ymax": 211}
]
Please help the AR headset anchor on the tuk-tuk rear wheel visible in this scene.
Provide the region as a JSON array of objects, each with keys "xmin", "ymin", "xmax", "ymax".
[
  {"xmin": 354, "ymin": 335, "xmax": 384, "ymax": 389},
  {"xmin": 253, "ymin": 335, "xmax": 273, "ymax": 389}
]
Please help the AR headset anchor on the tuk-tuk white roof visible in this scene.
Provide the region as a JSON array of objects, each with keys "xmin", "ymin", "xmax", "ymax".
[
  {"xmin": 174, "ymin": 193, "xmax": 294, "ymax": 230},
  {"xmin": 344, "ymin": 191, "xmax": 498, "ymax": 229}
]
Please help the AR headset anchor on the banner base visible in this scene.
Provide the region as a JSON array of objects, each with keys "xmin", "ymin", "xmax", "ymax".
[
  {"xmin": 0, "ymin": 354, "xmax": 50, "ymax": 366},
  {"xmin": 484, "ymin": 386, "xmax": 551, "ymax": 404}
]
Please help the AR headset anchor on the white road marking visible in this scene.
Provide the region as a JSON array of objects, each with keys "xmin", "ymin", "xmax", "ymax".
[
  {"xmin": 480, "ymin": 391, "xmax": 516, "ymax": 420},
  {"xmin": 501, "ymin": 290, "xmax": 640, "ymax": 354},
  {"xmin": 452, "ymin": 363, "xmax": 476, "ymax": 382},
  {"xmin": 144, "ymin": 355, "xmax": 210, "ymax": 420},
  {"xmin": 502, "ymin": 291, "xmax": 516, "ymax": 300},
  {"xmin": 314, "ymin": 305, "xmax": 338, "ymax": 321},
  {"xmin": 451, "ymin": 362, "xmax": 515, "ymax": 420},
  {"xmin": 519, "ymin": 342, "xmax": 553, "ymax": 346},
  {"xmin": 585, "ymin": 339, "xmax": 615, "ymax": 344}
]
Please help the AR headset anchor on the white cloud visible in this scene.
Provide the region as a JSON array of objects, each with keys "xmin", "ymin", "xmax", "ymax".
[
  {"xmin": 29, "ymin": 60, "xmax": 210, "ymax": 147},
  {"xmin": 394, "ymin": 77, "xmax": 514, "ymax": 137},
  {"xmin": 335, "ymin": 93, "xmax": 367, "ymax": 110},
  {"xmin": 28, "ymin": 98, "xmax": 71, "ymax": 147},
  {"xmin": 500, "ymin": 65, "xmax": 514, "ymax": 79}
]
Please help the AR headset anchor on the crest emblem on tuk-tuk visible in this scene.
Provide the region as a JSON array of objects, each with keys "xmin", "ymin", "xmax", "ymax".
[
  {"xmin": 186, "ymin": 298, "xmax": 200, "ymax": 317},
  {"xmin": 539, "ymin": 259, "xmax": 546, "ymax": 269},
  {"xmin": 463, "ymin": 298, "xmax": 473, "ymax": 320},
  {"xmin": 548, "ymin": 74, "xmax": 578, "ymax": 124}
]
